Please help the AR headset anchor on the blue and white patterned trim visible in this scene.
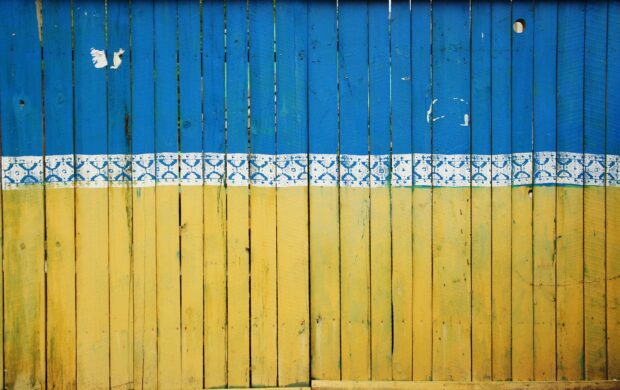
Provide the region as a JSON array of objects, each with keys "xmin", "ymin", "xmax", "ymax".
[{"xmin": 2, "ymin": 152, "xmax": 619, "ymax": 189}]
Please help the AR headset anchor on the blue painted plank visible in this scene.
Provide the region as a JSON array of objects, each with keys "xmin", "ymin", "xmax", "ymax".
[
  {"xmin": 368, "ymin": 2, "xmax": 390, "ymax": 157},
  {"xmin": 391, "ymin": 0, "xmax": 411, "ymax": 157},
  {"xmin": 203, "ymin": 0, "xmax": 225, "ymax": 155},
  {"xmin": 227, "ymin": 0, "xmax": 249, "ymax": 155},
  {"xmin": 471, "ymin": 1, "xmax": 491, "ymax": 156},
  {"xmin": 512, "ymin": 0, "xmax": 534, "ymax": 158},
  {"xmin": 609, "ymin": 0, "xmax": 620, "ymax": 159},
  {"xmin": 411, "ymin": 1, "xmax": 432, "ymax": 158},
  {"xmin": 491, "ymin": 1, "xmax": 511, "ymax": 157}
]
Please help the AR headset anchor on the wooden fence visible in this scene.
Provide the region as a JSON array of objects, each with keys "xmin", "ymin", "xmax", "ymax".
[{"xmin": 0, "ymin": 0, "xmax": 618, "ymax": 389}]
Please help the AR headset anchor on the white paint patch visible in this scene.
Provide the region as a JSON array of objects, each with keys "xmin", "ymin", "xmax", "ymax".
[
  {"xmin": 432, "ymin": 115, "xmax": 445, "ymax": 122},
  {"xmin": 426, "ymin": 98, "xmax": 438, "ymax": 123},
  {"xmin": 460, "ymin": 114, "xmax": 470, "ymax": 127},
  {"xmin": 111, "ymin": 48, "xmax": 125, "ymax": 69},
  {"xmin": 90, "ymin": 48, "xmax": 108, "ymax": 68}
]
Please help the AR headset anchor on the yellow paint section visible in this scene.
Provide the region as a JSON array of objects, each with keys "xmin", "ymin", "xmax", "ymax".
[
  {"xmin": 0, "ymin": 186, "xmax": 3, "ymax": 389},
  {"xmin": 583, "ymin": 186, "xmax": 607, "ymax": 379},
  {"xmin": 310, "ymin": 186, "xmax": 341, "ymax": 380},
  {"xmin": 3, "ymin": 187, "xmax": 45, "ymax": 389},
  {"xmin": 155, "ymin": 185, "xmax": 181, "ymax": 389},
  {"xmin": 45, "ymin": 187, "xmax": 76, "ymax": 389},
  {"xmin": 511, "ymin": 186, "xmax": 534, "ymax": 381},
  {"xmin": 277, "ymin": 186, "xmax": 310, "ymax": 386},
  {"xmin": 532, "ymin": 186, "xmax": 556, "ymax": 380},
  {"xmin": 76, "ymin": 187, "xmax": 109, "ymax": 389},
  {"xmin": 607, "ymin": 186, "xmax": 620, "ymax": 379},
  {"xmin": 250, "ymin": 186, "xmax": 278, "ymax": 386},
  {"xmin": 491, "ymin": 186, "xmax": 511, "ymax": 380},
  {"xmin": 391, "ymin": 187, "xmax": 412, "ymax": 380},
  {"xmin": 412, "ymin": 187, "xmax": 432, "ymax": 380},
  {"xmin": 432, "ymin": 187, "xmax": 471, "ymax": 381},
  {"xmin": 181, "ymin": 185, "xmax": 204, "ymax": 388},
  {"xmin": 340, "ymin": 187, "xmax": 371, "ymax": 380},
  {"xmin": 227, "ymin": 185, "xmax": 250, "ymax": 387},
  {"xmin": 132, "ymin": 186, "xmax": 157, "ymax": 389},
  {"xmin": 204, "ymin": 184, "xmax": 228, "ymax": 388},
  {"xmin": 556, "ymin": 186, "xmax": 584, "ymax": 380},
  {"xmin": 370, "ymin": 187, "xmax": 392, "ymax": 380},
  {"xmin": 471, "ymin": 187, "xmax": 492, "ymax": 381},
  {"xmin": 312, "ymin": 379, "xmax": 620, "ymax": 390}
]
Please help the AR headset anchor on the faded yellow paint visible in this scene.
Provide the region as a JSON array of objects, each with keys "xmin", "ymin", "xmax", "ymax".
[
  {"xmin": 250, "ymin": 186, "xmax": 278, "ymax": 386},
  {"xmin": 432, "ymin": 187, "xmax": 471, "ymax": 381},
  {"xmin": 46, "ymin": 187, "xmax": 77, "ymax": 389},
  {"xmin": 277, "ymin": 186, "xmax": 310, "ymax": 386},
  {"xmin": 557, "ymin": 186, "xmax": 584, "ymax": 380},
  {"xmin": 227, "ymin": 185, "xmax": 251, "ymax": 387},
  {"xmin": 76, "ymin": 187, "xmax": 110, "ymax": 389},
  {"xmin": 340, "ymin": 187, "xmax": 371, "ymax": 380},
  {"xmin": 155, "ymin": 185, "xmax": 181, "ymax": 389},
  {"xmin": 181, "ymin": 185, "xmax": 204, "ymax": 388},
  {"xmin": 204, "ymin": 184, "xmax": 228, "ymax": 388},
  {"xmin": 370, "ymin": 187, "xmax": 392, "ymax": 381},
  {"xmin": 533, "ymin": 186, "xmax": 556, "ymax": 380},
  {"xmin": 471, "ymin": 187, "xmax": 492, "ymax": 381},
  {"xmin": 0, "ymin": 185, "xmax": 3, "ymax": 389},
  {"xmin": 607, "ymin": 186, "xmax": 620, "ymax": 379},
  {"xmin": 312, "ymin": 379, "xmax": 620, "ymax": 390},
  {"xmin": 412, "ymin": 187, "xmax": 432, "ymax": 381},
  {"xmin": 391, "ymin": 187, "xmax": 412, "ymax": 380},
  {"xmin": 310, "ymin": 186, "xmax": 341, "ymax": 380}
]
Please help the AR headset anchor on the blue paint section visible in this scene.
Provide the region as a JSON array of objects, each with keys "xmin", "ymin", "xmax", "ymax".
[
  {"xmin": 42, "ymin": 0, "xmax": 73, "ymax": 156},
  {"xmin": 74, "ymin": 0, "xmax": 107, "ymax": 156},
  {"xmin": 179, "ymin": 0, "xmax": 202, "ymax": 154},
  {"xmin": 368, "ymin": 2, "xmax": 390, "ymax": 157},
  {"xmin": 308, "ymin": 0, "xmax": 338, "ymax": 155},
  {"xmin": 411, "ymin": 1, "xmax": 432, "ymax": 156},
  {"xmin": 471, "ymin": 1, "xmax": 491, "ymax": 156},
  {"xmin": 491, "ymin": 1, "xmax": 511, "ymax": 156},
  {"xmin": 276, "ymin": 0, "xmax": 308, "ymax": 156},
  {"xmin": 558, "ymin": 1, "xmax": 585, "ymax": 156},
  {"xmin": 339, "ymin": 1, "xmax": 369, "ymax": 156},
  {"xmin": 609, "ymin": 2, "xmax": 620, "ymax": 158},
  {"xmin": 432, "ymin": 1, "xmax": 470, "ymax": 155},
  {"xmin": 155, "ymin": 0, "xmax": 179, "ymax": 155},
  {"xmin": 227, "ymin": 0, "xmax": 249, "ymax": 155},
  {"xmin": 533, "ymin": 0, "xmax": 557, "ymax": 156},
  {"xmin": 203, "ymin": 0, "xmax": 225, "ymax": 154},
  {"xmin": 250, "ymin": 0, "xmax": 275, "ymax": 155},
  {"xmin": 107, "ymin": 0, "xmax": 131, "ymax": 156},
  {"xmin": 584, "ymin": 1, "xmax": 608, "ymax": 156},
  {"xmin": 391, "ymin": 1, "xmax": 411, "ymax": 156}
]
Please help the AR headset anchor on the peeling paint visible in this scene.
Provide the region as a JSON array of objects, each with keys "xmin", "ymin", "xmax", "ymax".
[
  {"xmin": 426, "ymin": 98, "xmax": 438, "ymax": 123},
  {"xmin": 433, "ymin": 115, "xmax": 445, "ymax": 122},
  {"xmin": 90, "ymin": 48, "xmax": 108, "ymax": 68},
  {"xmin": 460, "ymin": 114, "xmax": 470, "ymax": 127},
  {"xmin": 111, "ymin": 48, "xmax": 125, "ymax": 69}
]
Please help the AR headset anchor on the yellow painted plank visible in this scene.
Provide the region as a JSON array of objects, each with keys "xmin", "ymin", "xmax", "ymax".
[
  {"xmin": 310, "ymin": 186, "xmax": 341, "ymax": 380},
  {"xmin": 227, "ymin": 185, "xmax": 250, "ymax": 387},
  {"xmin": 412, "ymin": 187, "xmax": 432, "ymax": 381},
  {"xmin": 46, "ymin": 187, "xmax": 76, "ymax": 389},
  {"xmin": 156, "ymin": 185, "xmax": 181, "ymax": 389},
  {"xmin": 340, "ymin": 187, "xmax": 371, "ymax": 380},
  {"xmin": 432, "ymin": 188, "xmax": 471, "ymax": 381},
  {"xmin": 3, "ymin": 187, "xmax": 45, "ymax": 388},
  {"xmin": 370, "ymin": 186, "xmax": 392, "ymax": 380},
  {"xmin": 471, "ymin": 187, "xmax": 492, "ymax": 381},
  {"xmin": 583, "ymin": 186, "xmax": 607, "ymax": 379},
  {"xmin": 250, "ymin": 186, "xmax": 278, "ymax": 386},
  {"xmin": 204, "ymin": 185, "xmax": 228, "ymax": 388},
  {"xmin": 491, "ymin": 186, "xmax": 511, "ymax": 380},
  {"xmin": 0, "ymin": 186, "xmax": 3, "ymax": 389},
  {"xmin": 532, "ymin": 186, "xmax": 556, "ymax": 380},
  {"xmin": 556, "ymin": 186, "xmax": 584, "ymax": 380},
  {"xmin": 278, "ymin": 186, "xmax": 310, "ymax": 386},
  {"xmin": 132, "ymin": 186, "xmax": 157, "ymax": 389},
  {"xmin": 181, "ymin": 185, "xmax": 204, "ymax": 388},
  {"xmin": 607, "ymin": 186, "xmax": 620, "ymax": 379},
  {"xmin": 312, "ymin": 380, "xmax": 620, "ymax": 390},
  {"xmin": 76, "ymin": 187, "xmax": 109, "ymax": 389},
  {"xmin": 391, "ymin": 187, "xmax": 412, "ymax": 380},
  {"xmin": 511, "ymin": 186, "xmax": 534, "ymax": 380}
]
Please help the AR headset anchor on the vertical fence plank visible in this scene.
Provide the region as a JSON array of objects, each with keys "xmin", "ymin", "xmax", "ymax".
[
  {"xmin": 368, "ymin": 0, "xmax": 392, "ymax": 381},
  {"xmin": 391, "ymin": 1, "xmax": 413, "ymax": 380},
  {"xmin": 532, "ymin": 0, "xmax": 558, "ymax": 381},
  {"xmin": 471, "ymin": 0, "xmax": 492, "ymax": 381},
  {"xmin": 308, "ymin": 0, "xmax": 341, "ymax": 380},
  {"xmin": 557, "ymin": 1, "xmax": 585, "ymax": 380},
  {"xmin": 203, "ymin": 0, "xmax": 228, "ymax": 386},
  {"xmin": 338, "ymin": 0, "xmax": 371, "ymax": 380},
  {"xmin": 490, "ymin": 0, "xmax": 512, "ymax": 380},
  {"xmin": 0, "ymin": 0, "xmax": 45, "ymax": 387},
  {"xmin": 74, "ymin": 1, "xmax": 110, "ymax": 387},
  {"xmin": 584, "ymin": 0, "xmax": 608, "ymax": 380},
  {"xmin": 431, "ymin": 0, "xmax": 471, "ymax": 381},
  {"xmin": 411, "ymin": 0, "xmax": 433, "ymax": 380},
  {"xmin": 42, "ymin": 1, "xmax": 76, "ymax": 388}
]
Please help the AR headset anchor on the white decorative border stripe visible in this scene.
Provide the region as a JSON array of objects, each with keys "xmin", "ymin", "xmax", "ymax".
[{"xmin": 1, "ymin": 152, "xmax": 619, "ymax": 189}]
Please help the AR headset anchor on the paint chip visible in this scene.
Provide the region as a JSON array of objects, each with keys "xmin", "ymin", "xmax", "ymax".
[
  {"xmin": 460, "ymin": 114, "xmax": 470, "ymax": 127},
  {"xmin": 111, "ymin": 48, "xmax": 125, "ymax": 69},
  {"xmin": 426, "ymin": 99, "xmax": 438, "ymax": 123},
  {"xmin": 90, "ymin": 48, "xmax": 108, "ymax": 68}
]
